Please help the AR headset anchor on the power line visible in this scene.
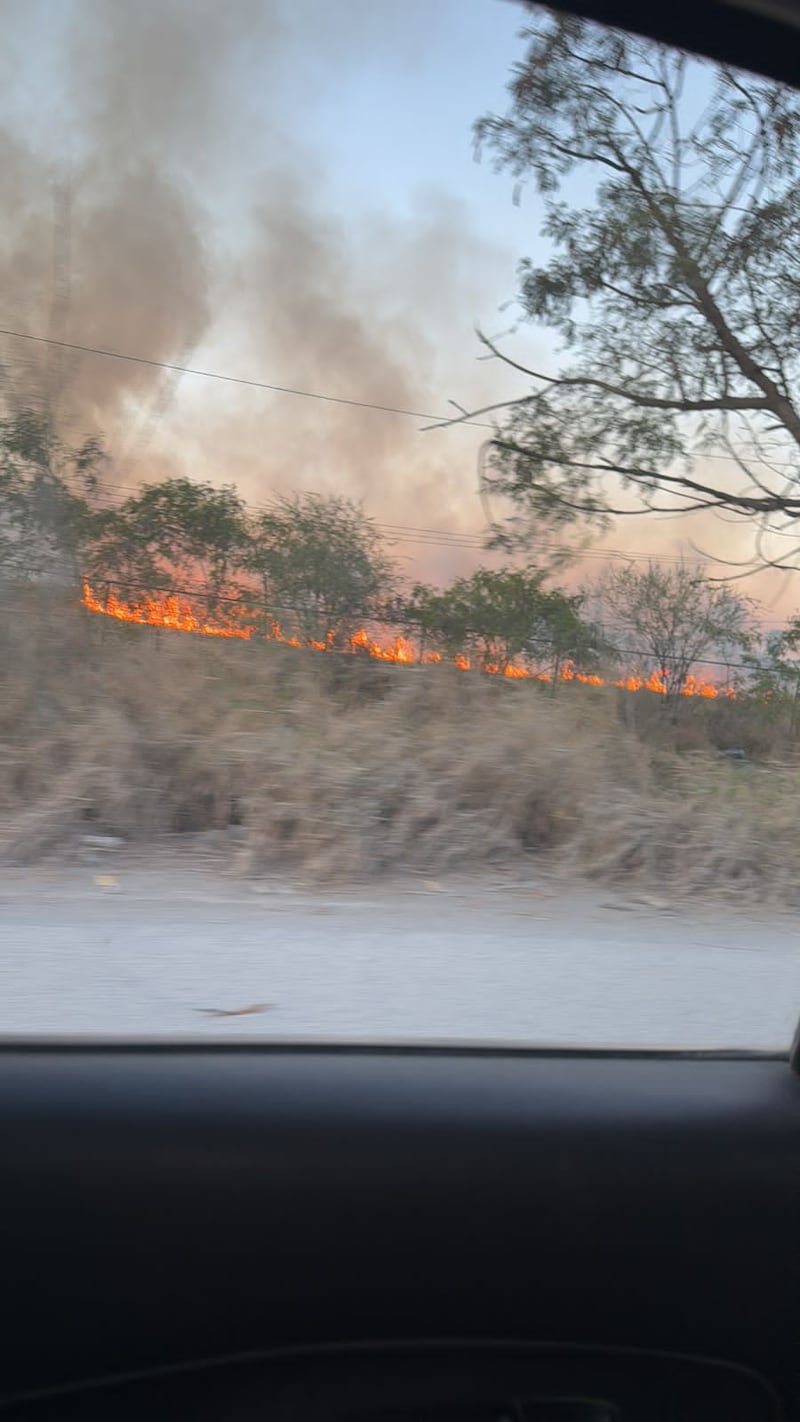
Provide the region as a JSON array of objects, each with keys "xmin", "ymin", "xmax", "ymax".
[
  {"xmin": 70, "ymin": 474, "xmax": 800, "ymax": 587},
  {"xmin": 5, "ymin": 325, "xmax": 800, "ymax": 474},
  {"xmin": 85, "ymin": 477, "xmax": 720, "ymax": 567},
  {"xmin": 4, "ymin": 332, "xmax": 795, "ymax": 572},
  {"xmin": 0, "ymin": 326, "xmax": 494, "ymax": 431}
]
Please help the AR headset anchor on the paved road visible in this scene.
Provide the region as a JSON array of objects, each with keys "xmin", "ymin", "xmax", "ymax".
[{"xmin": 1, "ymin": 862, "xmax": 798, "ymax": 1048}]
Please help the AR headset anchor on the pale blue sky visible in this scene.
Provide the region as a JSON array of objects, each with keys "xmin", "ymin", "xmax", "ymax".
[
  {"xmin": 2, "ymin": 1, "xmax": 535, "ymax": 260},
  {"xmin": 268, "ymin": 2, "xmax": 530, "ymax": 233}
]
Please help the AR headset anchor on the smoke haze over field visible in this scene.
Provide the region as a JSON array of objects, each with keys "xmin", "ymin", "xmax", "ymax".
[
  {"xmin": 0, "ymin": 0, "xmax": 534, "ymax": 579},
  {"xmin": 0, "ymin": 0, "xmax": 795, "ymax": 608}
]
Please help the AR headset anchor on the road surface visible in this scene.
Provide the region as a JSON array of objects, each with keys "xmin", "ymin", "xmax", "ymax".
[{"xmin": 1, "ymin": 859, "xmax": 798, "ymax": 1048}]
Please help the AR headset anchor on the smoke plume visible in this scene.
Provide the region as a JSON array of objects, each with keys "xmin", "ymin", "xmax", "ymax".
[{"xmin": 0, "ymin": 0, "xmax": 518, "ymax": 583}]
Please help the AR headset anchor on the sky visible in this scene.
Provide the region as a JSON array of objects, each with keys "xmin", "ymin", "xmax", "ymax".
[{"xmin": 0, "ymin": 0, "xmax": 794, "ymax": 612}]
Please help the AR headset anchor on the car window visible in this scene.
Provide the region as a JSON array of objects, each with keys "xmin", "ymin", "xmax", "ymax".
[{"xmin": 2, "ymin": 0, "xmax": 800, "ymax": 1050}]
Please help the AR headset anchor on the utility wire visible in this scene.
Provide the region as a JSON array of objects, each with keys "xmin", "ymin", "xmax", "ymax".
[
  {"xmin": 4, "ymin": 324, "xmax": 800, "ymax": 469},
  {"xmin": 84, "ymin": 479, "xmax": 714, "ymax": 567},
  {"xmin": 4, "ymin": 331, "xmax": 798, "ymax": 571},
  {"xmin": 6, "ymin": 328, "xmax": 800, "ymax": 489},
  {"xmin": 0, "ymin": 326, "xmax": 494, "ymax": 430}
]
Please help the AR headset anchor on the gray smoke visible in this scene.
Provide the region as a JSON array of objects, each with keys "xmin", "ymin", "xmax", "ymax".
[{"xmin": 0, "ymin": 0, "xmax": 515, "ymax": 575}]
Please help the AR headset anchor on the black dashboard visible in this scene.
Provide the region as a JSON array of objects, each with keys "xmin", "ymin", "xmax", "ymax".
[
  {"xmin": 0, "ymin": 1047, "xmax": 795, "ymax": 1418},
  {"xmin": 0, "ymin": 1341, "xmax": 780, "ymax": 1420}
]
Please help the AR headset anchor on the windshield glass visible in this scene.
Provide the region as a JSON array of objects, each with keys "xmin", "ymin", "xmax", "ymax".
[{"xmin": 3, "ymin": 0, "xmax": 800, "ymax": 1049}]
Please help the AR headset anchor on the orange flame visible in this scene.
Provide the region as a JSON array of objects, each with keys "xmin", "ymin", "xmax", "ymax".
[
  {"xmin": 81, "ymin": 583, "xmax": 253, "ymax": 638},
  {"xmin": 351, "ymin": 627, "xmax": 415, "ymax": 662},
  {"xmin": 81, "ymin": 582, "xmax": 736, "ymax": 698}
]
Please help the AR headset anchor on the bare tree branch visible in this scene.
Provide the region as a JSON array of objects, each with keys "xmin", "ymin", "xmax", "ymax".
[{"xmin": 462, "ymin": 13, "xmax": 800, "ymax": 568}]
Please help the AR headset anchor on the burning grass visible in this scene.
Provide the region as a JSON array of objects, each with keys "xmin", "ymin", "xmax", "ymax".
[
  {"xmin": 1, "ymin": 587, "xmax": 799, "ymax": 904},
  {"xmin": 81, "ymin": 582, "xmax": 734, "ymax": 696}
]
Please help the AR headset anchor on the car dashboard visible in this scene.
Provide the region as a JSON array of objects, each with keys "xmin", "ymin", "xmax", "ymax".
[{"xmin": 0, "ymin": 1046, "xmax": 794, "ymax": 1419}]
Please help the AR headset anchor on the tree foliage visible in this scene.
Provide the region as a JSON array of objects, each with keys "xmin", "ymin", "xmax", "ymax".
[
  {"xmin": 245, "ymin": 493, "xmax": 395, "ymax": 643},
  {"xmin": 600, "ymin": 561, "xmax": 753, "ymax": 700},
  {"xmin": 0, "ymin": 408, "xmax": 104, "ymax": 584},
  {"xmin": 405, "ymin": 564, "xmax": 603, "ymax": 674},
  {"xmin": 88, "ymin": 477, "xmax": 249, "ymax": 609},
  {"xmin": 742, "ymin": 616, "xmax": 800, "ymax": 731},
  {"xmin": 462, "ymin": 8, "xmax": 800, "ymax": 569}
]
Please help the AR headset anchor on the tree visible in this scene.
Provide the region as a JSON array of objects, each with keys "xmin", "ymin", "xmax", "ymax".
[
  {"xmin": 245, "ymin": 493, "xmax": 395, "ymax": 644},
  {"xmin": 83, "ymin": 506, "xmax": 162, "ymax": 593},
  {"xmin": 0, "ymin": 407, "xmax": 103, "ymax": 585},
  {"xmin": 531, "ymin": 587, "xmax": 612, "ymax": 682},
  {"xmin": 405, "ymin": 567, "xmax": 548, "ymax": 667},
  {"xmin": 404, "ymin": 564, "xmax": 601, "ymax": 676},
  {"xmin": 743, "ymin": 617, "xmax": 800, "ymax": 734},
  {"xmin": 600, "ymin": 561, "xmax": 753, "ymax": 702},
  {"xmin": 87, "ymin": 477, "xmax": 249, "ymax": 612},
  {"xmin": 452, "ymin": 9, "xmax": 800, "ymax": 570},
  {"xmin": 403, "ymin": 580, "xmax": 474, "ymax": 660}
]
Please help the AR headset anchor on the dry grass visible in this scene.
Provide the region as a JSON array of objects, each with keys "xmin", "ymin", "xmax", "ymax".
[{"xmin": 1, "ymin": 587, "xmax": 799, "ymax": 904}]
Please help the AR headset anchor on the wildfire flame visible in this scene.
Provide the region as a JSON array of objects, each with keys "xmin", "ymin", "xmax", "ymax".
[{"xmin": 81, "ymin": 582, "xmax": 735, "ymax": 699}]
